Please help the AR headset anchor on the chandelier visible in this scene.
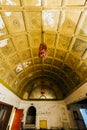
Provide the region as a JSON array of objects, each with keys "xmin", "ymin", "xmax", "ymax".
[
  {"xmin": 41, "ymin": 85, "xmax": 46, "ymax": 95},
  {"xmin": 39, "ymin": 85, "xmax": 46, "ymax": 99},
  {"xmin": 38, "ymin": 43, "xmax": 48, "ymax": 60}
]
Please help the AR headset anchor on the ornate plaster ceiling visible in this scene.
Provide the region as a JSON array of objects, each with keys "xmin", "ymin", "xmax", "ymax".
[{"xmin": 0, "ymin": 0, "xmax": 87, "ymax": 100}]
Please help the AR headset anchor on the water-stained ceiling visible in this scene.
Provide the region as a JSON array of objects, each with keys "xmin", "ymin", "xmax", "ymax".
[{"xmin": 0, "ymin": 0, "xmax": 87, "ymax": 100}]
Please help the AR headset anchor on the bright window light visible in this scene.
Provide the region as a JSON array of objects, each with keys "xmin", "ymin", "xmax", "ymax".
[
  {"xmin": 0, "ymin": 38, "xmax": 8, "ymax": 47},
  {"xmin": 80, "ymin": 108, "xmax": 87, "ymax": 128}
]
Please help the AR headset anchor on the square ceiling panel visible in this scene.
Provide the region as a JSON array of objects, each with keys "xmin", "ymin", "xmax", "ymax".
[
  {"xmin": 42, "ymin": 10, "xmax": 60, "ymax": 31},
  {"xmin": 48, "ymin": 48, "xmax": 54, "ymax": 57},
  {"xmin": 57, "ymin": 34, "xmax": 71, "ymax": 50},
  {"xmin": 19, "ymin": 49, "xmax": 31, "ymax": 60},
  {"xmin": 65, "ymin": 54, "xmax": 80, "ymax": 70},
  {"xmin": 32, "ymin": 48, "xmax": 38, "ymax": 57},
  {"xmin": 63, "ymin": 64, "xmax": 73, "ymax": 77},
  {"xmin": 77, "ymin": 61, "xmax": 87, "ymax": 79},
  {"xmin": 55, "ymin": 49, "xmax": 66, "ymax": 61},
  {"xmin": 79, "ymin": 14, "xmax": 87, "ymax": 36},
  {"xmin": 34, "ymin": 58, "xmax": 42, "ymax": 64},
  {"xmin": 28, "ymin": 32, "xmax": 41, "ymax": 47},
  {"xmin": 71, "ymin": 38, "xmax": 87, "ymax": 57},
  {"xmin": 8, "ymin": 54, "xmax": 20, "ymax": 66},
  {"xmin": 44, "ymin": 33, "xmax": 56, "ymax": 48},
  {"xmin": 4, "ymin": 12, "xmax": 25, "ymax": 33},
  {"xmin": 34, "ymin": 65, "xmax": 42, "ymax": 71},
  {"xmin": 18, "ymin": 72, "xmax": 27, "ymax": 81},
  {"xmin": 53, "ymin": 60, "xmax": 62, "ymax": 68},
  {"xmin": 0, "ymin": 51, "xmax": 4, "ymax": 61},
  {"xmin": 0, "ymin": 0, "xmax": 20, "ymax": 5},
  {"xmin": 12, "ymin": 79, "xmax": 20, "ymax": 91},
  {"xmin": 60, "ymin": 11, "xmax": 81, "ymax": 35},
  {"xmin": 0, "ymin": 65, "xmax": 7, "ymax": 78},
  {"xmin": 49, "ymin": 72, "xmax": 58, "ymax": 79},
  {"xmin": 0, "ymin": 15, "xmax": 7, "ymax": 36},
  {"xmin": 44, "ymin": 65, "xmax": 51, "ymax": 71},
  {"xmin": 13, "ymin": 35, "xmax": 29, "ymax": 51},
  {"xmin": 22, "ymin": 0, "xmax": 41, "ymax": 6},
  {"xmin": 51, "ymin": 67, "xmax": 61, "ymax": 75},
  {"xmin": 0, "ymin": 61, "xmax": 10, "ymax": 79},
  {"xmin": 44, "ymin": 58, "xmax": 52, "ymax": 64},
  {"xmin": 20, "ymin": 78, "xmax": 29, "ymax": 88},
  {"xmin": 0, "ymin": 38, "xmax": 15, "ymax": 56},
  {"xmin": 43, "ymin": 0, "xmax": 62, "ymax": 7},
  {"xmin": 66, "ymin": 0, "xmax": 86, "ymax": 5},
  {"xmin": 26, "ymin": 67, "xmax": 34, "ymax": 74},
  {"xmin": 24, "ymin": 12, "xmax": 41, "ymax": 31},
  {"xmin": 70, "ymin": 72, "xmax": 81, "ymax": 86},
  {"xmin": 6, "ymin": 73, "xmax": 16, "ymax": 85}
]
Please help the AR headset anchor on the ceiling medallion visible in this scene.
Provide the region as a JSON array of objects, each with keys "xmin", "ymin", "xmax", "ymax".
[
  {"xmin": 13, "ymin": 19, "xmax": 20, "ymax": 27},
  {"xmin": 38, "ymin": 43, "xmax": 48, "ymax": 60}
]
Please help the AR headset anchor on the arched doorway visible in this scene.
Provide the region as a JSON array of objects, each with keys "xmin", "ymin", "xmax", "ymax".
[{"xmin": 26, "ymin": 106, "xmax": 36, "ymax": 125}]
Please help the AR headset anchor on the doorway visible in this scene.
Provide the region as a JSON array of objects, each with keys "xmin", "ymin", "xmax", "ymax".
[
  {"xmin": 11, "ymin": 109, "xmax": 23, "ymax": 130},
  {"xmin": 0, "ymin": 102, "xmax": 12, "ymax": 130},
  {"xmin": 26, "ymin": 106, "xmax": 36, "ymax": 125}
]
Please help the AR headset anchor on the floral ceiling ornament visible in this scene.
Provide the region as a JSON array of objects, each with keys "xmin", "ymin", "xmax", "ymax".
[{"xmin": 38, "ymin": 43, "xmax": 48, "ymax": 60}]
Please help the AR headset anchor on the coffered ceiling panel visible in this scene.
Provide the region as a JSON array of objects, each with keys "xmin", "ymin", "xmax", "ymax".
[
  {"xmin": 60, "ymin": 11, "xmax": 81, "ymax": 35},
  {"xmin": 0, "ymin": 0, "xmax": 87, "ymax": 100},
  {"xmin": 0, "ymin": 38, "xmax": 15, "ymax": 55},
  {"xmin": 4, "ymin": 12, "xmax": 25, "ymax": 33},
  {"xmin": 71, "ymin": 39, "xmax": 87, "ymax": 57},
  {"xmin": 43, "ymin": 0, "xmax": 62, "ymax": 6},
  {"xmin": 57, "ymin": 34, "xmax": 71, "ymax": 50},
  {"xmin": 42, "ymin": 10, "xmax": 60, "ymax": 31},
  {"xmin": 0, "ymin": 0, "xmax": 20, "ymax": 5},
  {"xmin": 29, "ymin": 32, "xmax": 41, "ymax": 48},
  {"xmin": 79, "ymin": 12, "xmax": 87, "ymax": 36},
  {"xmin": 13, "ymin": 35, "xmax": 29, "ymax": 50},
  {"xmin": 0, "ymin": 15, "xmax": 7, "ymax": 36},
  {"xmin": 66, "ymin": 0, "xmax": 86, "ymax": 5},
  {"xmin": 22, "ymin": 0, "xmax": 41, "ymax": 6},
  {"xmin": 25, "ymin": 12, "xmax": 41, "ymax": 31}
]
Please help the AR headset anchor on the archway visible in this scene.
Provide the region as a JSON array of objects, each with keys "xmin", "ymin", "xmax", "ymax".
[{"xmin": 26, "ymin": 106, "xmax": 36, "ymax": 125}]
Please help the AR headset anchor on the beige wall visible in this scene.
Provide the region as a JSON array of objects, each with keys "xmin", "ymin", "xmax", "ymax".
[
  {"xmin": 0, "ymin": 83, "xmax": 21, "ymax": 107},
  {"xmin": 64, "ymin": 82, "xmax": 87, "ymax": 129},
  {"xmin": 0, "ymin": 82, "xmax": 87, "ymax": 129},
  {"xmin": 19, "ymin": 100, "xmax": 70, "ymax": 129}
]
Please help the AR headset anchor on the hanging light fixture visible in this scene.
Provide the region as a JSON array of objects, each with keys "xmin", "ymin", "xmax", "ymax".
[
  {"xmin": 38, "ymin": 43, "xmax": 48, "ymax": 60},
  {"xmin": 41, "ymin": 85, "xmax": 46, "ymax": 95},
  {"xmin": 39, "ymin": 85, "xmax": 46, "ymax": 99}
]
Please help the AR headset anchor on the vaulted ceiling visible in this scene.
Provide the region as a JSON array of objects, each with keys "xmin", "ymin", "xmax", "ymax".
[{"xmin": 0, "ymin": 0, "xmax": 87, "ymax": 100}]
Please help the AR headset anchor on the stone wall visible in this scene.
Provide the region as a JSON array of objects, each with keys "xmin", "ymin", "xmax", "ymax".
[{"xmin": 19, "ymin": 100, "xmax": 70, "ymax": 129}]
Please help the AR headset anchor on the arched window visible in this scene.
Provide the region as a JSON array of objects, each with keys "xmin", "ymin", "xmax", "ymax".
[{"xmin": 26, "ymin": 106, "xmax": 36, "ymax": 124}]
